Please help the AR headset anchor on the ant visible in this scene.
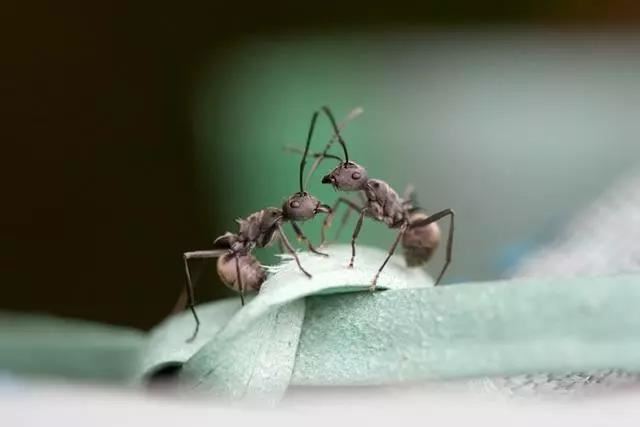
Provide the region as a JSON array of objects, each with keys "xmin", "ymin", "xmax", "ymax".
[
  {"xmin": 182, "ymin": 110, "xmax": 332, "ymax": 341},
  {"xmin": 308, "ymin": 106, "xmax": 455, "ymax": 289}
]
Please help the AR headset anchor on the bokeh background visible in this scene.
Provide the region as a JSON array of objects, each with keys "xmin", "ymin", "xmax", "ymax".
[{"xmin": 4, "ymin": 2, "xmax": 640, "ymax": 331}]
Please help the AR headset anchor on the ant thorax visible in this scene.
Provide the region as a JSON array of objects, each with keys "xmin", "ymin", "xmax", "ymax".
[
  {"xmin": 363, "ymin": 179, "xmax": 406, "ymax": 227},
  {"xmin": 236, "ymin": 208, "xmax": 282, "ymax": 248}
]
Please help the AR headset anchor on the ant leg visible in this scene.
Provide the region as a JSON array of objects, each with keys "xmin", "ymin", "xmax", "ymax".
[
  {"xmin": 349, "ymin": 208, "xmax": 367, "ymax": 268},
  {"xmin": 333, "ymin": 206, "xmax": 353, "ymax": 243},
  {"xmin": 277, "ymin": 236, "xmax": 285, "ymax": 255},
  {"xmin": 277, "ymin": 224, "xmax": 312, "ymax": 278},
  {"xmin": 332, "ymin": 193, "xmax": 368, "ymax": 242},
  {"xmin": 321, "ymin": 197, "xmax": 363, "ymax": 246},
  {"xmin": 435, "ymin": 209, "xmax": 455, "ymax": 286},
  {"xmin": 235, "ymin": 254, "xmax": 245, "ymax": 306},
  {"xmin": 183, "ymin": 250, "xmax": 224, "ymax": 342},
  {"xmin": 409, "ymin": 209, "xmax": 455, "ymax": 286},
  {"xmin": 291, "ymin": 222, "xmax": 328, "ymax": 257},
  {"xmin": 371, "ymin": 222, "xmax": 408, "ymax": 291}
]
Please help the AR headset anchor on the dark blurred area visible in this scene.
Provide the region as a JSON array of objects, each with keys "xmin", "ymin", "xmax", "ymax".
[{"xmin": 4, "ymin": 1, "xmax": 640, "ymax": 331}]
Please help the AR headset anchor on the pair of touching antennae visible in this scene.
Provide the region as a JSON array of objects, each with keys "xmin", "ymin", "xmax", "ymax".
[
  {"xmin": 287, "ymin": 106, "xmax": 363, "ymax": 191},
  {"xmin": 183, "ymin": 106, "xmax": 454, "ymax": 342}
]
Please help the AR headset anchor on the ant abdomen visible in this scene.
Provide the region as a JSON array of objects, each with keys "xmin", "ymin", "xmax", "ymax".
[
  {"xmin": 402, "ymin": 211, "xmax": 441, "ymax": 267},
  {"xmin": 217, "ymin": 253, "xmax": 266, "ymax": 293}
]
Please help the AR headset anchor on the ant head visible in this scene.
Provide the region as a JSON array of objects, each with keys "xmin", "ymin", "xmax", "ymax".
[
  {"xmin": 282, "ymin": 191, "xmax": 331, "ymax": 221},
  {"xmin": 321, "ymin": 161, "xmax": 368, "ymax": 191}
]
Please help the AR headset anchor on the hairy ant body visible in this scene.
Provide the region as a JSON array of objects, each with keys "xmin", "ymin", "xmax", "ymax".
[
  {"xmin": 182, "ymin": 111, "xmax": 332, "ymax": 341},
  {"xmin": 313, "ymin": 106, "xmax": 455, "ymax": 288}
]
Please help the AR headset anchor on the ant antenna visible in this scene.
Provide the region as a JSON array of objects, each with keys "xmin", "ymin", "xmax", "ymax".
[
  {"xmin": 283, "ymin": 146, "xmax": 343, "ymax": 163},
  {"xmin": 321, "ymin": 106, "xmax": 350, "ymax": 163},
  {"xmin": 299, "ymin": 111, "xmax": 319, "ymax": 192},
  {"xmin": 304, "ymin": 107, "xmax": 362, "ymax": 187}
]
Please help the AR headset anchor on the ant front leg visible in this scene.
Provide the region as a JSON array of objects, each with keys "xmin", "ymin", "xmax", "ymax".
[
  {"xmin": 371, "ymin": 222, "xmax": 409, "ymax": 291},
  {"xmin": 333, "ymin": 206, "xmax": 354, "ymax": 243},
  {"xmin": 349, "ymin": 208, "xmax": 367, "ymax": 268},
  {"xmin": 321, "ymin": 197, "xmax": 364, "ymax": 246},
  {"xmin": 277, "ymin": 224, "xmax": 312, "ymax": 278},
  {"xmin": 332, "ymin": 193, "xmax": 368, "ymax": 243},
  {"xmin": 290, "ymin": 222, "xmax": 328, "ymax": 257},
  {"xmin": 409, "ymin": 208, "xmax": 455, "ymax": 286}
]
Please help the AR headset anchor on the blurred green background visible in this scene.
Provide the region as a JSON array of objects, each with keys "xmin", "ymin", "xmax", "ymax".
[
  {"xmin": 4, "ymin": 1, "xmax": 640, "ymax": 331},
  {"xmin": 195, "ymin": 32, "xmax": 640, "ymax": 285}
]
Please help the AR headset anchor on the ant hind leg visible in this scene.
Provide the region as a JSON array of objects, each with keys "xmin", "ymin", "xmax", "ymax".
[{"xmin": 370, "ymin": 222, "xmax": 408, "ymax": 291}]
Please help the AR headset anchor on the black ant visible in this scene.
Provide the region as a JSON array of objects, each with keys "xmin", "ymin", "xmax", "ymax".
[
  {"xmin": 310, "ymin": 106, "xmax": 455, "ymax": 289},
  {"xmin": 182, "ymin": 110, "xmax": 332, "ymax": 341}
]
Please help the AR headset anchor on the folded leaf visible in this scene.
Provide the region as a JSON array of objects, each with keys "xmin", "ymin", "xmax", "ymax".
[
  {"xmin": 4, "ymin": 244, "xmax": 640, "ymax": 404},
  {"xmin": 141, "ymin": 298, "xmax": 241, "ymax": 378},
  {"xmin": 293, "ymin": 275, "xmax": 640, "ymax": 385},
  {"xmin": 0, "ymin": 312, "xmax": 144, "ymax": 382},
  {"xmin": 177, "ymin": 245, "xmax": 432, "ymax": 403}
]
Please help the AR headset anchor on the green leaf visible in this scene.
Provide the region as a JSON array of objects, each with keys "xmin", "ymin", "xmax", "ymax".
[
  {"xmin": 140, "ymin": 298, "xmax": 241, "ymax": 378},
  {"xmin": 293, "ymin": 275, "xmax": 640, "ymax": 385},
  {"xmin": 145, "ymin": 245, "xmax": 640, "ymax": 403},
  {"xmin": 3, "ymin": 244, "xmax": 640, "ymax": 404},
  {"xmin": 176, "ymin": 245, "xmax": 432, "ymax": 404},
  {"xmin": 0, "ymin": 312, "xmax": 145, "ymax": 383}
]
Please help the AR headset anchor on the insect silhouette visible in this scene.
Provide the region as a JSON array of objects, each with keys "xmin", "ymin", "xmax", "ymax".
[
  {"xmin": 182, "ymin": 111, "xmax": 332, "ymax": 341},
  {"xmin": 308, "ymin": 106, "xmax": 455, "ymax": 289}
]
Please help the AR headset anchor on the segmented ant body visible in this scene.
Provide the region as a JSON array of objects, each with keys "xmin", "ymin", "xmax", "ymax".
[
  {"xmin": 182, "ymin": 111, "xmax": 332, "ymax": 341},
  {"xmin": 313, "ymin": 106, "xmax": 455, "ymax": 288}
]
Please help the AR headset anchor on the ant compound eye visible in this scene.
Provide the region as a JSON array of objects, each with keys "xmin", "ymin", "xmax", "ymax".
[
  {"xmin": 289, "ymin": 200, "xmax": 301, "ymax": 209},
  {"xmin": 351, "ymin": 172, "xmax": 361, "ymax": 180}
]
